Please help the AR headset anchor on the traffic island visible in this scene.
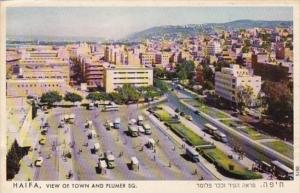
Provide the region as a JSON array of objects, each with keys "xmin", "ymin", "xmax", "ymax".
[{"xmin": 198, "ymin": 148, "xmax": 262, "ymax": 180}]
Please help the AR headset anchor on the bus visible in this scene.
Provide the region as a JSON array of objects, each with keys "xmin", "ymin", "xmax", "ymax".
[
  {"xmin": 102, "ymin": 105, "xmax": 119, "ymax": 112},
  {"xmin": 271, "ymin": 160, "xmax": 294, "ymax": 180},
  {"xmin": 186, "ymin": 146, "xmax": 200, "ymax": 162},
  {"xmin": 214, "ymin": 131, "xmax": 228, "ymax": 143},
  {"xmin": 204, "ymin": 123, "xmax": 218, "ymax": 135}
]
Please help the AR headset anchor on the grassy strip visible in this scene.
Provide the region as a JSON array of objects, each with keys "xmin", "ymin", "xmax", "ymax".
[
  {"xmin": 154, "ymin": 109, "xmax": 172, "ymax": 122},
  {"xmin": 220, "ymin": 119, "xmax": 270, "ymax": 140},
  {"xmin": 167, "ymin": 123, "xmax": 210, "ymax": 146},
  {"xmin": 184, "ymin": 99, "xmax": 229, "ymax": 119},
  {"xmin": 198, "ymin": 148, "xmax": 262, "ymax": 180},
  {"xmin": 263, "ymin": 140, "xmax": 294, "ymax": 159}
]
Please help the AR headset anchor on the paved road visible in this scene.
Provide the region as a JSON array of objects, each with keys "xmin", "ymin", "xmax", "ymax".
[
  {"xmin": 32, "ymin": 105, "xmax": 214, "ymax": 180},
  {"xmin": 170, "ymin": 88, "xmax": 293, "ymax": 169}
]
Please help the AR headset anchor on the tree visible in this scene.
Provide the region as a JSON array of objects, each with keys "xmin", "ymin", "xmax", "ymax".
[
  {"xmin": 195, "ymin": 65, "xmax": 204, "ymax": 85},
  {"xmin": 154, "ymin": 79, "xmax": 169, "ymax": 95},
  {"xmin": 86, "ymin": 92, "xmax": 109, "ymax": 101},
  {"xmin": 32, "ymin": 101, "xmax": 38, "ymax": 119},
  {"xmin": 109, "ymin": 92, "xmax": 123, "ymax": 104},
  {"xmin": 242, "ymin": 46, "xmax": 250, "ymax": 53},
  {"xmin": 262, "ymin": 81, "xmax": 293, "ymax": 124},
  {"xmin": 64, "ymin": 92, "xmax": 83, "ymax": 104},
  {"xmin": 153, "ymin": 67, "xmax": 166, "ymax": 79},
  {"xmin": 236, "ymin": 85, "xmax": 254, "ymax": 110},
  {"xmin": 203, "ymin": 81, "xmax": 214, "ymax": 90},
  {"xmin": 40, "ymin": 91, "xmax": 62, "ymax": 106},
  {"xmin": 175, "ymin": 60, "xmax": 195, "ymax": 83}
]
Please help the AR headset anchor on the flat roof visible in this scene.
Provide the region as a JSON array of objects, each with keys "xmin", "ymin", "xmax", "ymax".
[{"xmin": 7, "ymin": 78, "xmax": 66, "ymax": 83}]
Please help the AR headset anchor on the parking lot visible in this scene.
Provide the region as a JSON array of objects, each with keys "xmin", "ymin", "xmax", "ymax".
[{"xmin": 33, "ymin": 104, "xmax": 214, "ymax": 180}]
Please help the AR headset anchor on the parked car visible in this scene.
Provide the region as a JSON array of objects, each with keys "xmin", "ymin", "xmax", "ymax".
[
  {"xmin": 35, "ymin": 157, "xmax": 44, "ymax": 167},
  {"xmin": 179, "ymin": 112, "xmax": 186, "ymax": 117},
  {"xmin": 185, "ymin": 115, "xmax": 193, "ymax": 121}
]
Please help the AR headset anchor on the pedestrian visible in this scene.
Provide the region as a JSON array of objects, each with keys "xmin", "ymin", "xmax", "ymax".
[{"xmin": 169, "ymin": 161, "xmax": 172, "ymax": 168}]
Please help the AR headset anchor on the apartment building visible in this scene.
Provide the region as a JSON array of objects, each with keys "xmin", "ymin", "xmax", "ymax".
[
  {"xmin": 206, "ymin": 40, "xmax": 222, "ymax": 56},
  {"xmin": 215, "ymin": 64, "xmax": 261, "ymax": 104},
  {"xmin": 104, "ymin": 65, "xmax": 153, "ymax": 93},
  {"xmin": 140, "ymin": 52, "xmax": 155, "ymax": 66}
]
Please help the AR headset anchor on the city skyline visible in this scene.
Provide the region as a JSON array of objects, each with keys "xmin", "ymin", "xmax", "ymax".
[{"xmin": 7, "ymin": 7, "xmax": 293, "ymax": 39}]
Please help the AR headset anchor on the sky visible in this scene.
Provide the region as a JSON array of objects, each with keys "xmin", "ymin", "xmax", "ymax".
[{"xmin": 7, "ymin": 7, "xmax": 293, "ymax": 40}]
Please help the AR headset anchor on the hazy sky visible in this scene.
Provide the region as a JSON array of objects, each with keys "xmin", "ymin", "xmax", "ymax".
[{"xmin": 7, "ymin": 7, "xmax": 293, "ymax": 39}]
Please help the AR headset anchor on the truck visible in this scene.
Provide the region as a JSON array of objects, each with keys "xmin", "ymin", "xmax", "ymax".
[
  {"xmin": 69, "ymin": 114, "xmax": 75, "ymax": 124},
  {"xmin": 114, "ymin": 118, "xmax": 121, "ymax": 129},
  {"xmin": 94, "ymin": 143, "xmax": 100, "ymax": 152},
  {"xmin": 97, "ymin": 159, "xmax": 107, "ymax": 174},
  {"xmin": 137, "ymin": 115, "xmax": 144, "ymax": 126},
  {"xmin": 88, "ymin": 130, "xmax": 97, "ymax": 139},
  {"xmin": 35, "ymin": 157, "xmax": 44, "ymax": 167},
  {"xmin": 186, "ymin": 146, "xmax": 200, "ymax": 162},
  {"xmin": 105, "ymin": 120, "xmax": 114, "ymax": 130},
  {"xmin": 104, "ymin": 151, "xmax": 115, "ymax": 169},
  {"xmin": 128, "ymin": 125, "xmax": 139, "ymax": 137},
  {"xmin": 142, "ymin": 123, "xmax": 152, "ymax": 135},
  {"xmin": 129, "ymin": 118, "xmax": 137, "ymax": 125},
  {"xmin": 130, "ymin": 157, "xmax": 139, "ymax": 171},
  {"xmin": 85, "ymin": 120, "xmax": 93, "ymax": 128},
  {"xmin": 146, "ymin": 138, "xmax": 155, "ymax": 149}
]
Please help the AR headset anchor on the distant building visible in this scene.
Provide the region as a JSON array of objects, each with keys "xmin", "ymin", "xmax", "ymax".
[
  {"xmin": 140, "ymin": 52, "xmax": 155, "ymax": 66},
  {"xmin": 104, "ymin": 65, "xmax": 153, "ymax": 93},
  {"xmin": 275, "ymin": 42, "xmax": 285, "ymax": 59},
  {"xmin": 215, "ymin": 64, "xmax": 261, "ymax": 104},
  {"xmin": 206, "ymin": 41, "xmax": 221, "ymax": 56},
  {"xmin": 6, "ymin": 79, "xmax": 68, "ymax": 97}
]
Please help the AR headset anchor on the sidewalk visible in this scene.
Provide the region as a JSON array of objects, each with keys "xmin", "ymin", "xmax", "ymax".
[{"xmin": 14, "ymin": 110, "xmax": 45, "ymax": 180}]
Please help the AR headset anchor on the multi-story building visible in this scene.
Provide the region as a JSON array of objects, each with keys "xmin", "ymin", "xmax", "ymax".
[
  {"xmin": 104, "ymin": 65, "xmax": 153, "ymax": 93},
  {"xmin": 206, "ymin": 40, "xmax": 221, "ymax": 56},
  {"xmin": 140, "ymin": 52, "xmax": 155, "ymax": 66},
  {"xmin": 84, "ymin": 60, "xmax": 108, "ymax": 88},
  {"xmin": 215, "ymin": 64, "xmax": 261, "ymax": 104},
  {"xmin": 16, "ymin": 49, "xmax": 70, "ymax": 83},
  {"xmin": 6, "ymin": 78, "xmax": 68, "ymax": 97}
]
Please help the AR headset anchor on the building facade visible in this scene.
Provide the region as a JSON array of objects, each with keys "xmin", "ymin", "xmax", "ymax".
[
  {"xmin": 104, "ymin": 65, "xmax": 153, "ymax": 93},
  {"xmin": 215, "ymin": 64, "xmax": 261, "ymax": 104}
]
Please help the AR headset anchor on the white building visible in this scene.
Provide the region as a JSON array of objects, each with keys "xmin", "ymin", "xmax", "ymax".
[
  {"xmin": 104, "ymin": 65, "xmax": 153, "ymax": 93},
  {"xmin": 215, "ymin": 64, "xmax": 261, "ymax": 104},
  {"xmin": 206, "ymin": 41, "xmax": 221, "ymax": 56}
]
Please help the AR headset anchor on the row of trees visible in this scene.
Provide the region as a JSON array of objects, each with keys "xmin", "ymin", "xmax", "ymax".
[
  {"xmin": 40, "ymin": 91, "xmax": 83, "ymax": 105},
  {"xmin": 40, "ymin": 82, "xmax": 169, "ymax": 106}
]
